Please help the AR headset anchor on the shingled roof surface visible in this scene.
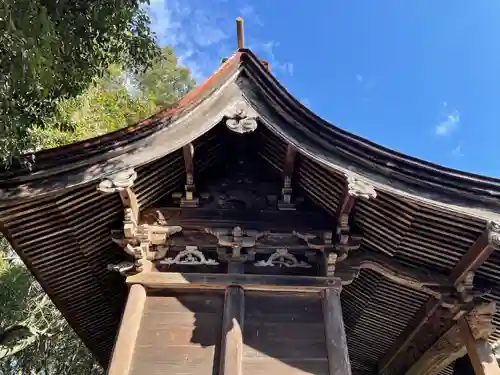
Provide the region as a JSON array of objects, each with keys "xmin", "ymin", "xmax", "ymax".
[{"xmin": 1, "ymin": 48, "xmax": 500, "ymax": 374}]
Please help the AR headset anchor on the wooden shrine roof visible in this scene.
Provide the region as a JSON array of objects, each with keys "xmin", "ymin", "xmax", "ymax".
[{"xmin": 1, "ymin": 23, "xmax": 500, "ymax": 374}]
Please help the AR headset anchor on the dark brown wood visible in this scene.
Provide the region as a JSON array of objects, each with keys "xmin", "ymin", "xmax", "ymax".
[
  {"xmin": 323, "ymin": 289, "xmax": 351, "ymax": 375},
  {"xmin": 338, "ymin": 252, "xmax": 455, "ymax": 298},
  {"xmin": 335, "ymin": 184, "xmax": 356, "ymax": 222},
  {"xmin": 107, "ymin": 284, "xmax": 146, "ymax": 375},
  {"xmin": 378, "ymin": 223, "xmax": 500, "ymax": 374},
  {"xmin": 236, "ymin": 17, "xmax": 244, "ymax": 48},
  {"xmin": 283, "ymin": 144, "xmax": 297, "ymax": 178},
  {"xmin": 220, "ymin": 287, "xmax": 245, "ymax": 375},
  {"xmin": 243, "ymin": 292, "xmax": 329, "ymax": 375},
  {"xmin": 451, "ymin": 225, "xmax": 498, "ymax": 284},
  {"xmin": 126, "ymin": 272, "xmax": 342, "ymax": 293},
  {"xmin": 278, "ymin": 144, "xmax": 297, "ymax": 210},
  {"xmin": 378, "ymin": 298, "xmax": 441, "ymax": 374},
  {"xmin": 141, "ymin": 207, "xmax": 333, "ymax": 232}
]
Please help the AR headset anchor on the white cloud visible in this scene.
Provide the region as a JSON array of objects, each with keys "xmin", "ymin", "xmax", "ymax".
[
  {"xmin": 451, "ymin": 144, "xmax": 464, "ymax": 157},
  {"xmin": 146, "ymin": 1, "xmax": 294, "ymax": 81},
  {"xmin": 435, "ymin": 109, "xmax": 460, "ymax": 136},
  {"xmin": 146, "ymin": 0, "xmax": 232, "ymax": 81},
  {"xmin": 356, "ymin": 74, "xmax": 364, "ymax": 82}
]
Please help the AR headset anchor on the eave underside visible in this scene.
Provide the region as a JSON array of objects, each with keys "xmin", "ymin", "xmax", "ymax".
[{"xmin": 1, "ymin": 123, "xmax": 499, "ymax": 374}]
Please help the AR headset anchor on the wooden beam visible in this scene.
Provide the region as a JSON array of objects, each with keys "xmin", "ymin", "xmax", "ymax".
[
  {"xmin": 459, "ymin": 315, "xmax": 500, "ymax": 375},
  {"xmin": 323, "ymin": 288, "xmax": 352, "ymax": 375},
  {"xmin": 141, "ymin": 207, "xmax": 334, "ymax": 232},
  {"xmin": 337, "ymin": 252, "xmax": 455, "ymax": 299},
  {"xmin": 335, "ymin": 184, "xmax": 356, "ymax": 223},
  {"xmin": 219, "ymin": 286, "xmax": 245, "ymax": 375},
  {"xmin": 126, "ymin": 272, "xmax": 342, "ymax": 293},
  {"xmin": 451, "ymin": 222, "xmax": 500, "ymax": 284},
  {"xmin": 378, "ymin": 222, "xmax": 500, "ymax": 374},
  {"xmin": 107, "ymin": 284, "xmax": 146, "ymax": 375},
  {"xmin": 401, "ymin": 302, "xmax": 496, "ymax": 375}
]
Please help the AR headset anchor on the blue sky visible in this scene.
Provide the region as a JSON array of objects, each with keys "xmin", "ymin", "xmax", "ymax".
[{"xmin": 147, "ymin": 0, "xmax": 500, "ymax": 177}]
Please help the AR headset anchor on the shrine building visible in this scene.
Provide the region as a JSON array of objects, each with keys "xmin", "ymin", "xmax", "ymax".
[{"xmin": 1, "ymin": 18, "xmax": 500, "ymax": 375}]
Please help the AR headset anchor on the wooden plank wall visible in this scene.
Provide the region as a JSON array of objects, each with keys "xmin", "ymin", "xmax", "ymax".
[
  {"xmin": 130, "ymin": 291, "xmax": 223, "ymax": 374},
  {"xmin": 243, "ymin": 292, "xmax": 329, "ymax": 375},
  {"xmin": 126, "ymin": 290, "xmax": 333, "ymax": 375}
]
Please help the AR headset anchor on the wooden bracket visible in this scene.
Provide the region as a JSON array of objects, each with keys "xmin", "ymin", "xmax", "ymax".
[
  {"xmin": 98, "ymin": 171, "xmax": 183, "ymax": 274},
  {"xmin": 378, "ymin": 221, "xmax": 500, "ymax": 375},
  {"xmin": 278, "ymin": 145, "xmax": 297, "ymax": 211},
  {"xmin": 402, "ymin": 302, "xmax": 496, "ymax": 375},
  {"xmin": 205, "ymin": 227, "xmax": 264, "ymax": 269},
  {"xmin": 325, "ymin": 173, "xmax": 376, "ymax": 276}
]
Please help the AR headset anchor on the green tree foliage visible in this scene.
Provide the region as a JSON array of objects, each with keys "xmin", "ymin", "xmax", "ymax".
[
  {"xmin": 0, "ymin": 237, "xmax": 104, "ymax": 374},
  {"xmin": 0, "ymin": 37, "xmax": 196, "ymax": 371},
  {"xmin": 32, "ymin": 47, "xmax": 196, "ymax": 150},
  {"xmin": 0, "ymin": 0, "xmax": 159, "ymax": 165},
  {"xmin": 138, "ymin": 46, "xmax": 196, "ymax": 108}
]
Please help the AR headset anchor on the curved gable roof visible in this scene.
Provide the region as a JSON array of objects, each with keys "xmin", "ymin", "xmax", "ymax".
[{"xmin": 1, "ymin": 49, "xmax": 499, "ymax": 221}]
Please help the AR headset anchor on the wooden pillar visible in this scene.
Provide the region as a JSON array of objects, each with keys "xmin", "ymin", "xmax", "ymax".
[
  {"xmin": 219, "ymin": 286, "xmax": 245, "ymax": 375},
  {"xmin": 458, "ymin": 317, "xmax": 500, "ymax": 375},
  {"xmin": 107, "ymin": 284, "xmax": 146, "ymax": 375},
  {"xmin": 322, "ymin": 288, "xmax": 352, "ymax": 375}
]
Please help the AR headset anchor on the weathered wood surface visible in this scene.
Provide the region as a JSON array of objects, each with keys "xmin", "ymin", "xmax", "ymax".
[
  {"xmin": 126, "ymin": 272, "xmax": 342, "ymax": 293},
  {"xmin": 459, "ymin": 315, "xmax": 500, "ymax": 375},
  {"xmin": 401, "ymin": 302, "xmax": 496, "ymax": 375},
  {"xmin": 130, "ymin": 292, "xmax": 223, "ymax": 375},
  {"xmin": 219, "ymin": 287, "xmax": 244, "ymax": 375},
  {"xmin": 323, "ymin": 289, "xmax": 352, "ymax": 375},
  {"xmin": 243, "ymin": 292, "xmax": 329, "ymax": 375},
  {"xmin": 141, "ymin": 207, "xmax": 333, "ymax": 232},
  {"xmin": 107, "ymin": 284, "xmax": 146, "ymax": 375},
  {"xmin": 378, "ymin": 222, "xmax": 500, "ymax": 375}
]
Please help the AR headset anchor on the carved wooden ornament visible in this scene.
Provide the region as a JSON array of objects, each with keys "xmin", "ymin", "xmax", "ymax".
[
  {"xmin": 225, "ymin": 99, "xmax": 258, "ymax": 134},
  {"xmin": 254, "ymin": 248, "xmax": 312, "ymax": 268},
  {"xmin": 488, "ymin": 221, "xmax": 500, "ymax": 250},
  {"xmin": 404, "ymin": 301, "xmax": 496, "ymax": 375},
  {"xmin": 97, "ymin": 169, "xmax": 138, "ymax": 193},
  {"xmin": 159, "ymin": 246, "xmax": 219, "ymax": 266},
  {"xmin": 345, "ymin": 174, "xmax": 377, "ymax": 200}
]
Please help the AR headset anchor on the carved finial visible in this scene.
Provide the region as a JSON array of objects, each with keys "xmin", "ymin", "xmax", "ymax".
[
  {"xmin": 236, "ymin": 17, "xmax": 244, "ymax": 49},
  {"xmin": 98, "ymin": 169, "xmax": 137, "ymax": 193},
  {"xmin": 225, "ymin": 100, "xmax": 258, "ymax": 134},
  {"xmin": 487, "ymin": 221, "xmax": 500, "ymax": 249},
  {"xmin": 346, "ymin": 174, "xmax": 376, "ymax": 199}
]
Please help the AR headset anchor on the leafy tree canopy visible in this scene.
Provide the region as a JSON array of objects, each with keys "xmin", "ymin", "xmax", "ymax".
[{"xmin": 0, "ymin": 0, "xmax": 159, "ymax": 165}]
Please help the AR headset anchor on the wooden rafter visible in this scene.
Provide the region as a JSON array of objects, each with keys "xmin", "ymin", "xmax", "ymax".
[{"xmin": 378, "ymin": 221, "xmax": 500, "ymax": 374}]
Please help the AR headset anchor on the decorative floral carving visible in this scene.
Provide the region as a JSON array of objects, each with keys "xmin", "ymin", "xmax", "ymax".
[
  {"xmin": 487, "ymin": 221, "xmax": 500, "ymax": 249},
  {"xmin": 225, "ymin": 100, "xmax": 258, "ymax": 134},
  {"xmin": 159, "ymin": 246, "xmax": 219, "ymax": 266},
  {"xmin": 97, "ymin": 169, "xmax": 138, "ymax": 193},
  {"xmin": 254, "ymin": 248, "xmax": 312, "ymax": 268},
  {"xmin": 345, "ymin": 174, "xmax": 377, "ymax": 200}
]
